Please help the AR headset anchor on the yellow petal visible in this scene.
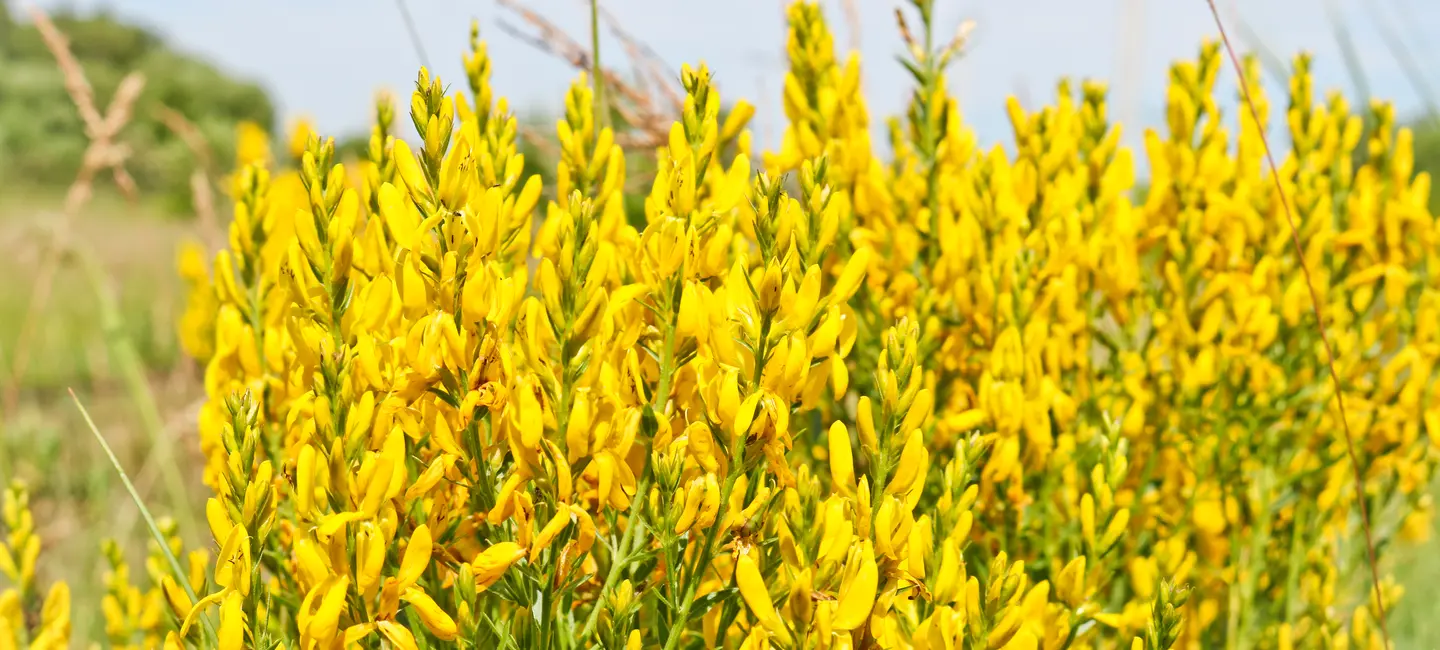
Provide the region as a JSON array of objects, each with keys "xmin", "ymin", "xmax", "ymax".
[
  {"xmin": 833, "ymin": 548, "xmax": 877, "ymax": 630},
  {"xmin": 403, "ymin": 587, "xmax": 459, "ymax": 640},
  {"xmin": 378, "ymin": 619, "xmax": 420, "ymax": 650},
  {"xmin": 397, "ymin": 525, "xmax": 433, "ymax": 589},
  {"xmin": 831, "ymin": 246, "xmax": 872, "ymax": 303},
  {"xmin": 218, "ymin": 591, "xmax": 245, "ymax": 650},
  {"xmin": 735, "ymin": 552, "xmax": 791, "ymax": 642}
]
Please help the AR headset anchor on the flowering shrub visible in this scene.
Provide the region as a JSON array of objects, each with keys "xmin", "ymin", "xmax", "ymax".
[{"xmin": 6, "ymin": 1, "xmax": 1440, "ymax": 648}]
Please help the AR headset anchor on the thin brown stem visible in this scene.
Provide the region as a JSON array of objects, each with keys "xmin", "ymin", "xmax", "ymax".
[{"xmin": 1204, "ymin": 1, "xmax": 1391, "ymax": 646}]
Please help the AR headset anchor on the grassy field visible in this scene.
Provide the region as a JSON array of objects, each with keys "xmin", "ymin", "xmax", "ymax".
[
  {"xmin": 0, "ymin": 189, "xmax": 209, "ymax": 641},
  {"xmin": 2, "ymin": 190, "xmax": 1440, "ymax": 644}
]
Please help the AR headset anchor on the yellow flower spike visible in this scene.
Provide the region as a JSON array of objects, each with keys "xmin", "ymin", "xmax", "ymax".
[
  {"xmin": 218, "ymin": 590, "xmax": 245, "ymax": 650},
  {"xmin": 561, "ymin": 504, "xmax": 598, "ymax": 559},
  {"xmin": 402, "ymin": 587, "xmax": 459, "ymax": 640},
  {"xmin": 997, "ymin": 629, "xmax": 1038, "ymax": 650},
  {"xmin": 737, "ymin": 485, "xmax": 774, "ymax": 527},
  {"xmin": 489, "ymin": 472, "xmax": 526, "ymax": 524},
  {"xmin": 833, "ymin": 543, "xmax": 878, "ymax": 631},
  {"xmin": 963, "ymin": 577, "xmax": 983, "ymax": 632},
  {"xmin": 735, "ymin": 552, "xmax": 792, "ymax": 643}
]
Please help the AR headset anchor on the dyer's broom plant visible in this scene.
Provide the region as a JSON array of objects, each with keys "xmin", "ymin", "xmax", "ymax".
[{"xmin": 5, "ymin": 1, "xmax": 1440, "ymax": 648}]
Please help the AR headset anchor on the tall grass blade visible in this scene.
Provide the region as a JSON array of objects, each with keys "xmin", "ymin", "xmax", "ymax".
[
  {"xmin": 68, "ymin": 387, "xmax": 215, "ymax": 638},
  {"xmin": 1361, "ymin": 0, "xmax": 1440, "ymax": 124},
  {"xmin": 1322, "ymin": 0, "xmax": 1373, "ymax": 107},
  {"xmin": 393, "ymin": 0, "xmax": 430, "ymax": 69},
  {"xmin": 1227, "ymin": 9, "xmax": 1289, "ymax": 83}
]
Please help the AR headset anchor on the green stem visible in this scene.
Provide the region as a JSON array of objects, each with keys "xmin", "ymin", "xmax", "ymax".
[
  {"xmin": 751, "ymin": 313, "xmax": 774, "ymax": 390},
  {"xmin": 654, "ymin": 326, "xmax": 677, "ymax": 412},
  {"xmin": 653, "ymin": 278, "xmax": 682, "ymax": 411},
  {"xmin": 661, "ymin": 414, "xmax": 750, "ymax": 650},
  {"xmin": 577, "ymin": 479, "xmax": 650, "ymax": 643}
]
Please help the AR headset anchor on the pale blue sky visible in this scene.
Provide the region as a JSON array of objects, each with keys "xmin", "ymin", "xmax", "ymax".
[{"xmin": 24, "ymin": 0, "xmax": 1440, "ymax": 153}]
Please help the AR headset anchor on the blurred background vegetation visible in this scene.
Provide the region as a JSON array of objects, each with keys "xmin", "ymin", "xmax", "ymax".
[
  {"xmin": 0, "ymin": 2, "xmax": 274, "ymax": 213},
  {"xmin": 3, "ymin": 0, "xmax": 1440, "ymax": 644}
]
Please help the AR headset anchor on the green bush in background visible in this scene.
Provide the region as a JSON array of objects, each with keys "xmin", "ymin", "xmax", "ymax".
[{"xmin": 0, "ymin": 1, "xmax": 275, "ymax": 213}]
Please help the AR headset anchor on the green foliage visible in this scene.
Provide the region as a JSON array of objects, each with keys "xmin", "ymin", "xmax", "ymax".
[
  {"xmin": 1411, "ymin": 117, "xmax": 1440, "ymax": 216},
  {"xmin": 0, "ymin": 6, "xmax": 275, "ymax": 214}
]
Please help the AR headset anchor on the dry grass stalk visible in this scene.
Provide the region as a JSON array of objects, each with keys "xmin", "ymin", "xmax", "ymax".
[
  {"xmin": 595, "ymin": 3, "xmax": 683, "ymax": 112},
  {"xmin": 495, "ymin": 0, "xmax": 672, "ymax": 150},
  {"xmin": 841, "ymin": 0, "xmax": 861, "ymax": 52},
  {"xmin": 1204, "ymin": 0, "xmax": 1391, "ymax": 645},
  {"xmin": 520, "ymin": 124, "xmax": 563, "ymax": 163},
  {"xmin": 5, "ymin": 6, "xmax": 146, "ymax": 414}
]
